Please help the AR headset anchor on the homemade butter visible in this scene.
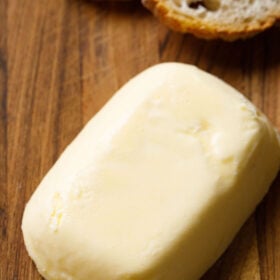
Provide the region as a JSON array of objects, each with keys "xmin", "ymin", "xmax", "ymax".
[{"xmin": 22, "ymin": 63, "xmax": 280, "ymax": 280}]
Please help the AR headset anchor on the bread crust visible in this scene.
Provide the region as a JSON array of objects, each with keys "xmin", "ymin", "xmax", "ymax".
[{"xmin": 142, "ymin": 0, "xmax": 280, "ymax": 40}]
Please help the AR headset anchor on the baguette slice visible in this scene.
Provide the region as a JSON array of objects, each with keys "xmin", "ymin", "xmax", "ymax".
[{"xmin": 142, "ymin": 0, "xmax": 280, "ymax": 40}]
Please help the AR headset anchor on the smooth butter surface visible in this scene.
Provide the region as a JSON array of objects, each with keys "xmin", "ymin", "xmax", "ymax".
[{"xmin": 22, "ymin": 63, "xmax": 280, "ymax": 280}]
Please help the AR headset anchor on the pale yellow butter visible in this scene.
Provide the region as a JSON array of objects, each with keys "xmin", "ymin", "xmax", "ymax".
[{"xmin": 22, "ymin": 63, "xmax": 280, "ymax": 280}]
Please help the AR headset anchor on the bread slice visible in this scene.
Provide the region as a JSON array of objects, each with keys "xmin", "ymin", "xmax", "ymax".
[{"xmin": 142, "ymin": 0, "xmax": 280, "ymax": 40}]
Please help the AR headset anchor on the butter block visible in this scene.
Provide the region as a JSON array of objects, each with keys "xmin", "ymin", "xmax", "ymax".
[{"xmin": 22, "ymin": 63, "xmax": 280, "ymax": 280}]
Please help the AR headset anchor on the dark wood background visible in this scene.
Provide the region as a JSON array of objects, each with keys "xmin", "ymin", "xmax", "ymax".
[{"xmin": 0, "ymin": 0, "xmax": 280, "ymax": 279}]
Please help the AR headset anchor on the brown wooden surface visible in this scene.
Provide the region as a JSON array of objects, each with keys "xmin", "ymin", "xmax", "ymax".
[{"xmin": 0, "ymin": 0, "xmax": 280, "ymax": 279}]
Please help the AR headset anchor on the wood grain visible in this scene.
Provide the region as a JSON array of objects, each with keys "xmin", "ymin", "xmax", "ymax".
[{"xmin": 0, "ymin": 0, "xmax": 280, "ymax": 279}]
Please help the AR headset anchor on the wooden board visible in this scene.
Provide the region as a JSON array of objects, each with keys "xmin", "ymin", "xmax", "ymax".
[{"xmin": 1, "ymin": 0, "xmax": 280, "ymax": 279}]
